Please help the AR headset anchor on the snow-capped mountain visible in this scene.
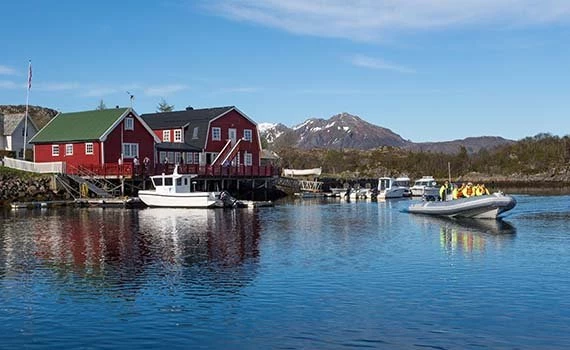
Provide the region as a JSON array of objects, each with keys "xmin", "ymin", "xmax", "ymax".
[
  {"xmin": 260, "ymin": 112, "xmax": 409, "ymax": 150},
  {"xmin": 259, "ymin": 112, "xmax": 513, "ymax": 153}
]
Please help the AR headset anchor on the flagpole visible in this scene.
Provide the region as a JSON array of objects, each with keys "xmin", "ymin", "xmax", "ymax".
[{"xmin": 23, "ymin": 60, "xmax": 31, "ymax": 160}]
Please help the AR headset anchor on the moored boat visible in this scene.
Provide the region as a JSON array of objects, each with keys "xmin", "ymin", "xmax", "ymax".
[
  {"xmin": 407, "ymin": 192, "xmax": 516, "ymax": 219},
  {"xmin": 138, "ymin": 165, "xmax": 241, "ymax": 208},
  {"xmin": 410, "ymin": 176, "xmax": 439, "ymax": 198},
  {"xmin": 377, "ymin": 176, "xmax": 411, "ymax": 199}
]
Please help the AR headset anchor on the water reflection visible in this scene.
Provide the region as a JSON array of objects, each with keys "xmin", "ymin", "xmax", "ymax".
[
  {"xmin": 412, "ymin": 215, "xmax": 516, "ymax": 255},
  {"xmin": 0, "ymin": 208, "xmax": 261, "ymax": 297}
]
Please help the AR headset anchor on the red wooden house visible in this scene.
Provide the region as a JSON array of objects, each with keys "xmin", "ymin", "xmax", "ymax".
[
  {"xmin": 29, "ymin": 108, "xmax": 160, "ymax": 175},
  {"xmin": 141, "ymin": 106, "xmax": 263, "ymax": 169}
]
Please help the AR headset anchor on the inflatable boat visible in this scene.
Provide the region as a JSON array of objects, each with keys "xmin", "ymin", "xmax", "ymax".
[{"xmin": 407, "ymin": 192, "xmax": 516, "ymax": 219}]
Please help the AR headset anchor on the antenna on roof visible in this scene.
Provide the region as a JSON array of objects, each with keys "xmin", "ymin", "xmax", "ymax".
[{"xmin": 126, "ymin": 91, "xmax": 134, "ymax": 108}]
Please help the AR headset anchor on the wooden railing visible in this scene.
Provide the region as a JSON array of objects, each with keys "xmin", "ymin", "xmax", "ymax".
[{"xmin": 64, "ymin": 163, "xmax": 280, "ymax": 178}]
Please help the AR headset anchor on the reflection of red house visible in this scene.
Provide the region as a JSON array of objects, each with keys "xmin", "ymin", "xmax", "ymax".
[
  {"xmin": 29, "ymin": 108, "xmax": 160, "ymax": 174},
  {"xmin": 141, "ymin": 106, "xmax": 262, "ymax": 167}
]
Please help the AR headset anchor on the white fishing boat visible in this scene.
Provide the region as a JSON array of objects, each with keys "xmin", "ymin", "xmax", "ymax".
[
  {"xmin": 138, "ymin": 165, "xmax": 237, "ymax": 208},
  {"xmin": 407, "ymin": 192, "xmax": 516, "ymax": 219},
  {"xmin": 377, "ymin": 176, "xmax": 411, "ymax": 199},
  {"xmin": 410, "ymin": 176, "xmax": 439, "ymax": 198}
]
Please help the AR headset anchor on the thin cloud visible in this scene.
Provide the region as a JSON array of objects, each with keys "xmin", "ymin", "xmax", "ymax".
[
  {"xmin": 207, "ymin": 0, "xmax": 570, "ymax": 41},
  {"xmin": 0, "ymin": 65, "xmax": 17, "ymax": 76},
  {"xmin": 218, "ymin": 87, "xmax": 260, "ymax": 93},
  {"xmin": 144, "ymin": 84, "xmax": 189, "ymax": 97},
  {"xmin": 350, "ymin": 55, "xmax": 415, "ymax": 73},
  {"xmin": 35, "ymin": 82, "xmax": 81, "ymax": 92},
  {"xmin": 0, "ymin": 80, "xmax": 19, "ymax": 89}
]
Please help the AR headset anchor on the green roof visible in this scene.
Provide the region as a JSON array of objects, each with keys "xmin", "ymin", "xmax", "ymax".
[{"xmin": 30, "ymin": 108, "xmax": 129, "ymax": 143}]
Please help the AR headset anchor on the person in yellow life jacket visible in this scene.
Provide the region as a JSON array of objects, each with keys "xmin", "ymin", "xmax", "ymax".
[
  {"xmin": 472, "ymin": 184, "xmax": 481, "ymax": 196},
  {"xmin": 439, "ymin": 180, "xmax": 449, "ymax": 201},
  {"xmin": 462, "ymin": 182, "xmax": 474, "ymax": 198},
  {"xmin": 454, "ymin": 183, "xmax": 465, "ymax": 199},
  {"xmin": 479, "ymin": 184, "xmax": 490, "ymax": 195}
]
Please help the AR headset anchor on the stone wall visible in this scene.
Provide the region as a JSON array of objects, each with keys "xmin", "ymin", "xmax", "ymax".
[{"xmin": 0, "ymin": 174, "xmax": 64, "ymax": 206}]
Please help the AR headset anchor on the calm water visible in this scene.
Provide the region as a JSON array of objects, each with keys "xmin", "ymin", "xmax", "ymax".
[{"xmin": 1, "ymin": 195, "xmax": 569, "ymax": 349}]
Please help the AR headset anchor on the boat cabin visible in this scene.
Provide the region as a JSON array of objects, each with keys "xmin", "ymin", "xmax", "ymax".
[{"xmin": 150, "ymin": 165, "xmax": 198, "ymax": 194}]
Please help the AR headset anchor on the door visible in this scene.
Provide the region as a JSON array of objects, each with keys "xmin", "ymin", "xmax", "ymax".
[{"xmin": 228, "ymin": 128, "xmax": 237, "ymax": 145}]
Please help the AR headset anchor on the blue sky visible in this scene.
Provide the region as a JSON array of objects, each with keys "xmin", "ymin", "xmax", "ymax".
[{"xmin": 1, "ymin": 0, "xmax": 569, "ymax": 142}]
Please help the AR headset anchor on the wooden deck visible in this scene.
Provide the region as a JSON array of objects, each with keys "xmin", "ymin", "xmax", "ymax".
[{"xmin": 67, "ymin": 163, "xmax": 280, "ymax": 179}]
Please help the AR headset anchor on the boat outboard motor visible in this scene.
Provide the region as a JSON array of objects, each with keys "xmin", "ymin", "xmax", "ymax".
[{"xmin": 220, "ymin": 191, "xmax": 245, "ymax": 208}]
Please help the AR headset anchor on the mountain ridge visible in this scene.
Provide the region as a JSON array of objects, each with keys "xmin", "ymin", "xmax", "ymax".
[{"xmin": 260, "ymin": 112, "xmax": 513, "ymax": 154}]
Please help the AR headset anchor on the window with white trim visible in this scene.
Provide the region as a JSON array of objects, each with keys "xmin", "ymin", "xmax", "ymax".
[
  {"xmin": 124, "ymin": 117, "xmax": 134, "ymax": 131},
  {"xmin": 66, "ymin": 144, "xmax": 73, "ymax": 156},
  {"xmin": 163, "ymin": 130, "xmax": 171, "ymax": 142},
  {"xmin": 243, "ymin": 129, "xmax": 252, "ymax": 142},
  {"xmin": 123, "ymin": 143, "xmax": 139, "ymax": 158},
  {"xmin": 174, "ymin": 129, "xmax": 182, "ymax": 142},
  {"xmin": 212, "ymin": 127, "xmax": 221, "ymax": 141},
  {"xmin": 52, "ymin": 145, "xmax": 59, "ymax": 156},
  {"xmin": 85, "ymin": 142, "xmax": 94, "ymax": 155},
  {"xmin": 244, "ymin": 152, "xmax": 252, "ymax": 166}
]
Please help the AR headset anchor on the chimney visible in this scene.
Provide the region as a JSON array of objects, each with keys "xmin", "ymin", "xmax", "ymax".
[{"xmin": 186, "ymin": 106, "xmax": 194, "ymax": 111}]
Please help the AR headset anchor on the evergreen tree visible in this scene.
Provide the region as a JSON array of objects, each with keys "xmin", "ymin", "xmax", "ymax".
[
  {"xmin": 96, "ymin": 99, "xmax": 107, "ymax": 110},
  {"xmin": 157, "ymin": 98, "xmax": 174, "ymax": 112}
]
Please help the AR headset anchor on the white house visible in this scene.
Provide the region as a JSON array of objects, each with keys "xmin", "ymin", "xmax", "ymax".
[{"xmin": 0, "ymin": 113, "xmax": 39, "ymax": 156}]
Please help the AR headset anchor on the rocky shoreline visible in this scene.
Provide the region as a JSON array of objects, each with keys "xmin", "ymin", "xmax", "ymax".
[{"xmin": 0, "ymin": 174, "xmax": 67, "ymax": 207}]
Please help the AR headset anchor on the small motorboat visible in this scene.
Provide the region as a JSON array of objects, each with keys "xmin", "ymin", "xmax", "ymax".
[
  {"xmin": 407, "ymin": 192, "xmax": 516, "ymax": 219},
  {"xmin": 138, "ymin": 165, "xmax": 244, "ymax": 208},
  {"xmin": 377, "ymin": 176, "xmax": 411, "ymax": 199}
]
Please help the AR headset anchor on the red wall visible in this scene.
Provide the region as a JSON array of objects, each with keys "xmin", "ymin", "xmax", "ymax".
[
  {"xmin": 34, "ymin": 141, "xmax": 102, "ymax": 167},
  {"xmin": 154, "ymin": 128, "xmax": 184, "ymax": 143},
  {"xmin": 206, "ymin": 110, "xmax": 261, "ymax": 165},
  {"xmin": 104, "ymin": 112, "xmax": 155, "ymax": 165},
  {"xmin": 33, "ymin": 112, "xmax": 155, "ymax": 167}
]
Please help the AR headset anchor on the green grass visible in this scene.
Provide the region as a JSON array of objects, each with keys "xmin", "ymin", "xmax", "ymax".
[{"xmin": 0, "ymin": 166, "xmax": 44, "ymax": 179}]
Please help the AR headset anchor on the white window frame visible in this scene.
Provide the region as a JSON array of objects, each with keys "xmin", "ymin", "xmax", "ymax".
[
  {"xmin": 123, "ymin": 143, "xmax": 139, "ymax": 159},
  {"xmin": 243, "ymin": 129, "xmax": 252, "ymax": 142},
  {"xmin": 52, "ymin": 145, "xmax": 59, "ymax": 156},
  {"xmin": 65, "ymin": 144, "xmax": 73, "ymax": 156},
  {"xmin": 244, "ymin": 152, "xmax": 252, "ymax": 166},
  {"xmin": 174, "ymin": 129, "xmax": 182, "ymax": 142},
  {"xmin": 85, "ymin": 142, "xmax": 94, "ymax": 155},
  {"xmin": 124, "ymin": 117, "xmax": 134, "ymax": 131},
  {"xmin": 212, "ymin": 127, "xmax": 221, "ymax": 141},
  {"xmin": 163, "ymin": 130, "xmax": 171, "ymax": 142}
]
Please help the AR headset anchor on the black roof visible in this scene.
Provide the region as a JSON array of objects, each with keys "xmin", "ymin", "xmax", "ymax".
[
  {"xmin": 156, "ymin": 142, "xmax": 202, "ymax": 152},
  {"xmin": 141, "ymin": 106, "xmax": 234, "ymax": 149}
]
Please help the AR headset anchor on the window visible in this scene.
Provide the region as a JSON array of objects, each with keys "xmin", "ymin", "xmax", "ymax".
[
  {"xmin": 124, "ymin": 117, "xmax": 134, "ymax": 130},
  {"xmin": 85, "ymin": 143, "xmax": 94, "ymax": 155},
  {"xmin": 123, "ymin": 143, "xmax": 139, "ymax": 158},
  {"xmin": 212, "ymin": 127, "xmax": 221, "ymax": 141},
  {"xmin": 66, "ymin": 144, "xmax": 73, "ymax": 156},
  {"xmin": 52, "ymin": 145, "xmax": 59, "ymax": 156},
  {"xmin": 192, "ymin": 127, "xmax": 199, "ymax": 140},
  {"xmin": 174, "ymin": 129, "xmax": 182, "ymax": 142},
  {"xmin": 163, "ymin": 130, "xmax": 171, "ymax": 142},
  {"xmin": 244, "ymin": 152, "xmax": 252, "ymax": 166},
  {"xmin": 243, "ymin": 129, "xmax": 252, "ymax": 142}
]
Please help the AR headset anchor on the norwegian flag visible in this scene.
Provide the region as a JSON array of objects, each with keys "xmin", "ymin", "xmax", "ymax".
[{"xmin": 27, "ymin": 61, "xmax": 32, "ymax": 90}]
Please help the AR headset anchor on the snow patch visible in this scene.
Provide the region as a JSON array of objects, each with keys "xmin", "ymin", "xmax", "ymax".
[{"xmin": 258, "ymin": 122, "xmax": 276, "ymax": 133}]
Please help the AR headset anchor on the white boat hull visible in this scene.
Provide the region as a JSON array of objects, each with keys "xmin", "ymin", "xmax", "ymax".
[
  {"xmin": 378, "ymin": 187, "xmax": 409, "ymax": 199},
  {"xmin": 138, "ymin": 190, "xmax": 222, "ymax": 208},
  {"xmin": 407, "ymin": 193, "xmax": 516, "ymax": 219}
]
